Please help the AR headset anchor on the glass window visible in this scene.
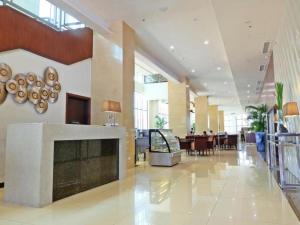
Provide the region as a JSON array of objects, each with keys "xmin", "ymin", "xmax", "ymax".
[
  {"xmin": 2, "ymin": 0, "xmax": 85, "ymax": 31},
  {"xmin": 134, "ymin": 92, "xmax": 149, "ymax": 130},
  {"xmin": 157, "ymin": 101, "xmax": 169, "ymax": 129},
  {"xmin": 225, "ymin": 113, "xmax": 249, "ymax": 134}
]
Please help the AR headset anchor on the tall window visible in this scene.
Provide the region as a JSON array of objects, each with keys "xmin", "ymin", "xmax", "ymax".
[
  {"xmin": 224, "ymin": 113, "xmax": 249, "ymax": 134},
  {"xmin": 157, "ymin": 101, "xmax": 169, "ymax": 128},
  {"xmin": 134, "ymin": 92, "xmax": 148, "ymax": 130}
]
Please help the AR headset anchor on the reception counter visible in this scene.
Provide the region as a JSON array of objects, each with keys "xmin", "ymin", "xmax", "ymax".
[{"xmin": 4, "ymin": 123, "xmax": 127, "ymax": 207}]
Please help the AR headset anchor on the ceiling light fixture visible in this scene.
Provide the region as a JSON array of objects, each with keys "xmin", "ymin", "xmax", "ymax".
[
  {"xmin": 204, "ymin": 82, "xmax": 207, "ymax": 87},
  {"xmin": 191, "ymin": 69, "xmax": 196, "ymax": 73},
  {"xmin": 224, "ymin": 81, "xmax": 228, "ymax": 85},
  {"xmin": 248, "ymin": 84, "xmax": 251, "ymax": 87},
  {"xmin": 169, "ymin": 45, "xmax": 175, "ymax": 51},
  {"xmin": 247, "ymin": 90, "xmax": 250, "ymax": 94},
  {"xmin": 217, "ymin": 67, "xmax": 222, "ymax": 71},
  {"xmin": 204, "ymin": 40, "xmax": 210, "ymax": 45}
]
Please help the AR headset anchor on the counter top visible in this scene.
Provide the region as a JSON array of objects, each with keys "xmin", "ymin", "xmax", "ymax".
[{"xmin": 4, "ymin": 123, "xmax": 127, "ymax": 207}]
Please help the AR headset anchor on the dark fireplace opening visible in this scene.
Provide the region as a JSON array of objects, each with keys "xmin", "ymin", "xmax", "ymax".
[{"xmin": 53, "ymin": 139, "xmax": 119, "ymax": 201}]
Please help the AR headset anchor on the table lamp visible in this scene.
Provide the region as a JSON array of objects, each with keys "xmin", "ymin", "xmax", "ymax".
[
  {"xmin": 283, "ymin": 102, "xmax": 299, "ymax": 117},
  {"xmin": 102, "ymin": 100, "xmax": 121, "ymax": 126}
]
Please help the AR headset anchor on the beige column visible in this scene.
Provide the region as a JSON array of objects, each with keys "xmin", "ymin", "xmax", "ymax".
[
  {"xmin": 122, "ymin": 23, "xmax": 135, "ymax": 169},
  {"xmin": 218, "ymin": 110, "xmax": 225, "ymax": 132},
  {"xmin": 91, "ymin": 21, "xmax": 135, "ymax": 169},
  {"xmin": 195, "ymin": 96, "xmax": 208, "ymax": 133},
  {"xmin": 208, "ymin": 105, "xmax": 218, "ymax": 132},
  {"xmin": 168, "ymin": 81, "xmax": 190, "ymax": 137}
]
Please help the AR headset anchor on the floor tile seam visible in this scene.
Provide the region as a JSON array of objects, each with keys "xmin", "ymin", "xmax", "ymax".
[{"xmin": 204, "ymin": 176, "xmax": 230, "ymax": 225}]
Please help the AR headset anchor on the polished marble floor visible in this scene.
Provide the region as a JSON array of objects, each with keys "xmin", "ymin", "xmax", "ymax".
[{"xmin": 0, "ymin": 145, "xmax": 299, "ymax": 225}]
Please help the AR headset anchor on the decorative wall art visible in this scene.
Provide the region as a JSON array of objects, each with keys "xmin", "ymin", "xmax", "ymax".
[{"xmin": 0, "ymin": 63, "xmax": 62, "ymax": 114}]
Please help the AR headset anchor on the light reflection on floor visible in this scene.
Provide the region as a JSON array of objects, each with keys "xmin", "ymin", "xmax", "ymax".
[{"xmin": 0, "ymin": 145, "xmax": 298, "ymax": 225}]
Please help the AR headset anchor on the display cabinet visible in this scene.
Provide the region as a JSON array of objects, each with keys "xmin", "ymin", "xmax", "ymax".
[{"xmin": 149, "ymin": 129, "xmax": 181, "ymax": 166}]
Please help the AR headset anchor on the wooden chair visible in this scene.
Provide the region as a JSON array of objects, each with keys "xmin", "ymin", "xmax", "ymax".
[
  {"xmin": 207, "ymin": 135, "xmax": 215, "ymax": 155},
  {"xmin": 194, "ymin": 136, "xmax": 208, "ymax": 156},
  {"xmin": 177, "ymin": 137, "xmax": 192, "ymax": 155},
  {"xmin": 227, "ymin": 135, "xmax": 238, "ymax": 149}
]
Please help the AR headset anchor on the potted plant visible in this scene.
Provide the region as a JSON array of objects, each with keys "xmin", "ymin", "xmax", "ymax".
[
  {"xmin": 155, "ymin": 115, "xmax": 167, "ymax": 129},
  {"xmin": 245, "ymin": 104, "xmax": 267, "ymax": 152},
  {"xmin": 275, "ymin": 82, "xmax": 287, "ymax": 132}
]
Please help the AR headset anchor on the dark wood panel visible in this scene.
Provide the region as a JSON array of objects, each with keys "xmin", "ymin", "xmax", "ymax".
[
  {"xmin": 53, "ymin": 139, "xmax": 119, "ymax": 201},
  {"xmin": 66, "ymin": 93, "xmax": 91, "ymax": 125},
  {"xmin": 0, "ymin": 6, "xmax": 93, "ymax": 65}
]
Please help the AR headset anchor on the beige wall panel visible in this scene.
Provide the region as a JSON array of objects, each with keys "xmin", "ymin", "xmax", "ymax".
[
  {"xmin": 91, "ymin": 21, "xmax": 136, "ymax": 169},
  {"xmin": 273, "ymin": 0, "xmax": 300, "ymax": 179}
]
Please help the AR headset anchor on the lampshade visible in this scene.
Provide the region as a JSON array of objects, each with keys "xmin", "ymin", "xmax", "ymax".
[
  {"xmin": 283, "ymin": 102, "xmax": 299, "ymax": 117},
  {"xmin": 102, "ymin": 100, "xmax": 121, "ymax": 113}
]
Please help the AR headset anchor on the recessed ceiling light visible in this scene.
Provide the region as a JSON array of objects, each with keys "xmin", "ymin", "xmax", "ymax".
[
  {"xmin": 247, "ymin": 96, "xmax": 250, "ymax": 98},
  {"xmin": 159, "ymin": 6, "xmax": 169, "ymax": 12},
  {"xmin": 247, "ymin": 90, "xmax": 250, "ymax": 93},
  {"xmin": 170, "ymin": 45, "xmax": 175, "ymax": 51},
  {"xmin": 204, "ymin": 82, "xmax": 207, "ymax": 87},
  {"xmin": 248, "ymin": 84, "xmax": 251, "ymax": 87},
  {"xmin": 204, "ymin": 40, "xmax": 209, "ymax": 45},
  {"xmin": 191, "ymin": 69, "xmax": 196, "ymax": 73},
  {"xmin": 217, "ymin": 67, "xmax": 222, "ymax": 71},
  {"xmin": 224, "ymin": 81, "xmax": 228, "ymax": 85}
]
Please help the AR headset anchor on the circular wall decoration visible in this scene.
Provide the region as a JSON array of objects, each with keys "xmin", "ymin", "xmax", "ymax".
[
  {"xmin": 6, "ymin": 79, "xmax": 19, "ymax": 94},
  {"xmin": 49, "ymin": 90, "xmax": 58, "ymax": 103},
  {"xmin": 26, "ymin": 72, "xmax": 37, "ymax": 85},
  {"xmin": 35, "ymin": 77, "xmax": 45, "ymax": 89},
  {"xmin": 14, "ymin": 87, "xmax": 28, "ymax": 104},
  {"xmin": 40, "ymin": 87, "xmax": 50, "ymax": 100},
  {"xmin": 0, "ymin": 63, "xmax": 12, "ymax": 83},
  {"xmin": 52, "ymin": 81, "xmax": 61, "ymax": 93},
  {"xmin": 0, "ymin": 63, "xmax": 61, "ymax": 113},
  {"xmin": 14, "ymin": 74, "xmax": 28, "ymax": 87},
  {"xmin": 35, "ymin": 99, "xmax": 48, "ymax": 114},
  {"xmin": 0, "ymin": 83, "xmax": 7, "ymax": 104},
  {"xmin": 28, "ymin": 87, "xmax": 41, "ymax": 104},
  {"xmin": 44, "ymin": 67, "xmax": 58, "ymax": 87}
]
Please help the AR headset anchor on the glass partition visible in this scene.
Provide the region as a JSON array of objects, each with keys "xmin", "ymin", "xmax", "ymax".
[{"xmin": 1, "ymin": 0, "xmax": 85, "ymax": 31}]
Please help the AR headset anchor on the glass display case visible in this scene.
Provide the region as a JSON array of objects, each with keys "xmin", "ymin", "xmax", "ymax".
[{"xmin": 149, "ymin": 129, "xmax": 181, "ymax": 166}]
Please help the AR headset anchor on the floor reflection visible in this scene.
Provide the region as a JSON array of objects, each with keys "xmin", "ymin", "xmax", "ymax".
[{"xmin": 0, "ymin": 145, "xmax": 298, "ymax": 225}]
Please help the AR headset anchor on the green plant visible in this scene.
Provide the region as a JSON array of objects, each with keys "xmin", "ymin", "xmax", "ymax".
[
  {"xmin": 275, "ymin": 82, "xmax": 284, "ymax": 110},
  {"xmin": 155, "ymin": 115, "xmax": 167, "ymax": 129},
  {"xmin": 192, "ymin": 122, "xmax": 196, "ymax": 131},
  {"xmin": 245, "ymin": 104, "xmax": 267, "ymax": 132}
]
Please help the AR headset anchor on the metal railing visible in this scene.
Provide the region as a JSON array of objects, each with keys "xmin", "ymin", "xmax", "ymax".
[
  {"xmin": 0, "ymin": 0, "xmax": 85, "ymax": 31},
  {"xmin": 267, "ymin": 133, "xmax": 300, "ymax": 189}
]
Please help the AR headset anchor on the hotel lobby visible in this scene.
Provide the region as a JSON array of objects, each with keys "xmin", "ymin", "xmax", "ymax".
[{"xmin": 1, "ymin": 0, "xmax": 300, "ymax": 224}]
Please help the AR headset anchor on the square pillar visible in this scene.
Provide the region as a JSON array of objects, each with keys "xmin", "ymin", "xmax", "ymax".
[
  {"xmin": 218, "ymin": 110, "xmax": 224, "ymax": 132},
  {"xmin": 195, "ymin": 96, "xmax": 208, "ymax": 133},
  {"xmin": 168, "ymin": 81, "xmax": 190, "ymax": 137},
  {"xmin": 208, "ymin": 105, "xmax": 218, "ymax": 132}
]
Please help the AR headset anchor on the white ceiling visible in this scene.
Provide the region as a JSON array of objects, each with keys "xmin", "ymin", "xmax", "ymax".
[{"xmin": 53, "ymin": 0, "xmax": 285, "ymax": 113}]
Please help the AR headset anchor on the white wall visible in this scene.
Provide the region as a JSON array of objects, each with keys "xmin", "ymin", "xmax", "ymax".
[
  {"xmin": 0, "ymin": 49, "xmax": 92, "ymax": 182},
  {"xmin": 273, "ymin": 0, "xmax": 300, "ymax": 179}
]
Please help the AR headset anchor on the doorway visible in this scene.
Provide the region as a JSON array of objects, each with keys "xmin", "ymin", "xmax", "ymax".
[{"xmin": 66, "ymin": 93, "xmax": 91, "ymax": 125}]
